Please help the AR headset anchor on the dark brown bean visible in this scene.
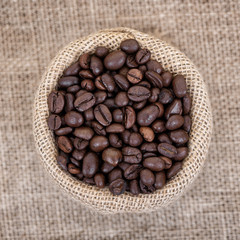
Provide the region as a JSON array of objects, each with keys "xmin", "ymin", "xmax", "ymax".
[
  {"xmin": 118, "ymin": 162, "xmax": 130, "ymax": 171},
  {"xmin": 79, "ymin": 53, "xmax": 90, "ymax": 69},
  {"xmin": 122, "ymin": 146, "xmax": 142, "ymax": 163},
  {"xmin": 126, "ymin": 55, "xmax": 138, "ymax": 68},
  {"xmin": 73, "ymin": 126, "xmax": 94, "ymax": 140},
  {"xmin": 113, "ymin": 109, "xmax": 123, "ymax": 123},
  {"xmin": 63, "ymin": 61, "xmax": 81, "ymax": 76},
  {"xmin": 145, "ymin": 71, "xmax": 163, "ymax": 88},
  {"xmin": 94, "ymin": 173, "xmax": 105, "ymax": 188},
  {"xmin": 74, "ymin": 92, "xmax": 96, "ymax": 112},
  {"xmin": 113, "ymin": 74, "xmax": 130, "ymax": 91},
  {"xmin": 109, "ymin": 134, "xmax": 122, "ymax": 148},
  {"xmin": 81, "ymin": 79, "xmax": 95, "ymax": 91},
  {"xmin": 133, "ymin": 100, "xmax": 147, "ymax": 110},
  {"xmin": 48, "ymin": 91, "xmax": 65, "ymax": 114},
  {"xmin": 127, "ymin": 86, "xmax": 151, "ymax": 102},
  {"xmin": 101, "ymin": 162, "xmax": 115, "ymax": 174},
  {"xmin": 169, "ymin": 129, "xmax": 189, "ymax": 144},
  {"xmin": 139, "ymin": 180, "xmax": 155, "ymax": 194},
  {"xmin": 138, "ymin": 65, "xmax": 147, "ymax": 74},
  {"xmin": 174, "ymin": 147, "xmax": 188, "ymax": 161},
  {"xmin": 154, "ymin": 171, "xmax": 166, "ymax": 189},
  {"xmin": 137, "ymin": 104, "xmax": 159, "ymax": 126},
  {"xmin": 109, "ymin": 179, "xmax": 126, "ymax": 195},
  {"xmin": 137, "ymin": 80, "xmax": 151, "ymax": 89},
  {"xmin": 106, "ymin": 123, "xmax": 125, "ymax": 133},
  {"xmin": 143, "ymin": 157, "xmax": 165, "ymax": 171},
  {"xmin": 90, "ymin": 55, "xmax": 103, "ymax": 76},
  {"xmin": 124, "ymin": 106, "xmax": 136, "ymax": 129},
  {"xmin": 183, "ymin": 93, "xmax": 192, "ymax": 115},
  {"xmin": 70, "ymin": 157, "xmax": 81, "ymax": 168},
  {"xmin": 127, "ymin": 68, "xmax": 143, "ymax": 84},
  {"xmin": 89, "ymin": 136, "xmax": 109, "ymax": 152},
  {"xmin": 73, "ymin": 138, "xmax": 89, "ymax": 150},
  {"xmin": 154, "ymin": 102, "xmax": 165, "ymax": 118},
  {"xmin": 55, "ymin": 127, "xmax": 73, "ymax": 136},
  {"xmin": 139, "ymin": 127, "xmax": 155, "ymax": 142},
  {"xmin": 79, "ymin": 69, "xmax": 94, "ymax": 79},
  {"xmin": 161, "ymin": 71, "xmax": 173, "ymax": 87},
  {"xmin": 104, "ymin": 50, "xmax": 127, "ymax": 70},
  {"xmin": 83, "ymin": 177, "xmax": 95, "ymax": 185},
  {"xmin": 135, "ymin": 49, "xmax": 151, "ymax": 64},
  {"xmin": 108, "ymin": 168, "xmax": 122, "ymax": 183},
  {"xmin": 103, "ymin": 98, "xmax": 118, "ymax": 109},
  {"xmin": 64, "ymin": 111, "xmax": 84, "ymax": 127},
  {"xmin": 166, "ymin": 162, "xmax": 183, "ymax": 179},
  {"xmin": 141, "ymin": 143, "xmax": 158, "ymax": 152},
  {"xmin": 57, "ymin": 136, "xmax": 73, "ymax": 153},
  {"xmin": 183, "ymin": 115, "xmax": 191, "ymax": 132},
  {"xmin": 172, "ymin": 75, "xmax": 187, "ymax": 98},
  {"xmin": 64, "ymin": 93, "xmax": 74, "ymax": 112},
  {"xmin": 94, "ymin": 91, "xmax": 107, "ymax": 105},
  {"xmin": 91, "ymin": 121, "xmax": 106, "ymax": 136},
  {"xmin": 146, "ymin": 60, "xmax": 163, "ymax": 74},
  {"xmin": 120, "ymin": 39, "xmax": 139, "ymax": 54},
  {"xmin": 143, "ymin": 152, "xmax": 157, "ymax": 158},
  {"xmin": 129, "ymin": 180, "xmax": 140, "ymax": 195},
  {"xmin": 58, "ymin": 76, "xmax": 79, "ymax": 88},
  {"xmin": 115, "ymin": 92, "xmax": 129, "ymax": 107},
  {"xmin": 68, "ymin": 163, "xmax": 81, "ymax": 174},
  {"xmin": 57, "ymin": 155, "xmax": 68, "ymax": 171},
  {"xmin": 95, "ymin": 46, "xmax": 109, "ymax": 58},
  {"xmin": 94, "ymin": 104, "xmax": 112, "ymax": 126},
  {"xmin": 124, "ymin": 164, "xmax": 142, "ymax": 180},
  {"xmin": 83, "ymin": 108, "xmax": 94, "ymax": 121},
  {"xmin": 102, "ymin": 147, "xmax": 122, "ymax": 166},
  {"xmin": 121, "ymin": 130, "xmax": 131, "ymax": 145},
  {"xmin": 152, "ymin": 120, "xmax": 166, "ymax": 133},
  {"xmin": 165, "ymin": 99, "xmax": 183, "ymax": 120},
  {"xmin": 101, "ymin": 73, "xmax": 116, "ymax": 92},
  {"xmin": 149, "ymin": 88, "xmax": 160, "ymax": 103},
  {"xmin": 129, "ymin": 132, "xmax": 143, "ymax": 147},
  {"xmin": 160, "ymin": 156, "xmax": 172, "ymax": 169},
  {"xmin": 75, "ymin": 89, "xmax": 87, "ymax": 98},
  {"xmin": 166, "ymin": 115, "xmax": 184, "ymax": 130},
  {"xmin": 72, "ymin": 149, "xmax": 86, "ymax": 161},
  {"xmin": 140, "ymin": 169, "xmax": 155, "ymax": 186},
  {"xmin": 157, "ymin": 143, "xmax": 177, "ymax": 158},
  {"xmin": 67, "ymin": 84, "xmax": 80, "ymax": 93},
  {"xmin": 158, "ymin": 88, "xmax": 174, "ymax": 104},
  {"xmin": 48, "ymin": 114, "xmax": 61, "ymax": 130},
  {"xmin": 82, "ymin": 152, "xmax": 99, "ymax": 178}
]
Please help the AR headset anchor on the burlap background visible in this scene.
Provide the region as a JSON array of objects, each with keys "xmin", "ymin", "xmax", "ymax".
[{"xmin": 0, "ymin": 0, "xmax": 239, "ymax": 239}]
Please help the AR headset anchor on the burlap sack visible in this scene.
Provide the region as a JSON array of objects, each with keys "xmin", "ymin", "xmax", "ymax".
[{"xmin": 33, "ymin": 27, "xmax": 212, "ymax": 213}]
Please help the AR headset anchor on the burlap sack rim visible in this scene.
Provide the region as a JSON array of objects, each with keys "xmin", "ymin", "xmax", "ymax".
[{"xmin": 33, "ymin": 27, "xmax": 212, "ymax": 213}]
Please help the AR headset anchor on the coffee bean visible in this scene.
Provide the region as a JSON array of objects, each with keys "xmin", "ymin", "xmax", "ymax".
[
  {"xmin": 83, "ymin": 177, "xmax": 95, "ymax": 185},
  {"xmin": 183, "ymin": 93, "xmax": 191, "ymax": 115},
  {"xmin": 55, "ymin": 127, "xmax": 72, "ymax": 136},
  {"xmin": 138, "ymin": 65, "xmax": 147, "ymax": 74},
  {"xmin": 101, "ymin": 73, "xmax": 116, "ymax": 92},
  {"xmin": 73, "ymin": 138, "xmax": 89, "ymax": 150},
  {"xmin": 64, "ymin": 111, "xmax": 84, "ymax": 127},
  {"xmin": 81, "ymin": 79, "xmax": 95, "ymax": 92},
  {"xmin": 57, "ymin": 136, "xmax": 73, "ymax": 153},
  {"xmin": 124, "ymin": 106, "xmax": 136, "ymax": 129},
  {"xmin": 143, "ymin": 157, "xmax": 165, "ymax": 171},
  {"xmin": 149, "ymin": 88, "xmax": 160, "ymax": 103},
  {"xmin": 108, "ymin": 168, "xmax": 122, "ymax": 183},
  {"xmin": 152, "ymin": 120, "xmax": 166, "ymax": 133},
  {"xmin": 145, "ymin": 71, "xmax": 163, "ymax": 88},
  {"xmin": 139, "ymin": 180, "xmax": 155, "ymax": 194},
  {"xmin": 94, "ymin": 173, "xmax": 105, "ymax": 188},
  {"xmin": 127, "ymin": 69, "xmax": 143, "ymax": 84},
  {"xmin": 102, "ymin": 147, "xmax": 122, "ymax": 166},
  {"xmin": 137, "ymin": 105, "xmax": 159, "ymax": 126},
  {"xmin": 94, "ymin": 104, "xmax": 112, "ymax": 126},
  {"xmin": 126, "ymin": 55, "xmax": 138, "ymax": 68},
  {"xmin": 72, "ymin": 149, "xmax": 86, "ymax": 161},
  {"xmin": 109, "ymin": 179, "xmax": 126, "ymax": 195},
  {"xmin": 139, "ymin": 127, "xmax": 155, "ymax": 142},
  {"xmin": 124, "ymin": 164, "xmax": 142, "ymax": 180},
  {"xmin": 70, "ymin": 157, "xmax": 81, "ymax": 168},
  {"xmin": 113, "ymin": 109, "xmax": 123, "ymax": 123},
  {"xmin": 68, "ymin": 163, "xmax": 81, "ymax": 174},
  {"xmin": 109, "ymin": 134, "xmax": 122, "ymax": 148},
  {"xmin": 129, "ymin": 180, "xmax": 140, "ymax": 195},
  {"xmin": 65, "ymin": 93, "xmax": 74, "ymax": 112},
  {"xmin": 57, "ymin": 155, "xmax": 68, "ymax": 171},
  {"xmin": 83, "ymin": 108, "xmax": 94, "ymax": 121},
  {"xmin": 104, "ymin": 50, "xmax": 126, "ymax": 70},
  {"xmin": 157, "ymin": 143, "xmax": 177, "ymax": 158},
  {"xmin": 91, "ymin": 121, "xmax": 106, "ymax": 136},
  {"xmin": 94, "ymin": 91, "xmax": 107, "ymax": 105},
  {"xmin": 161, "ymin": 71, "xmax": 173, "ymax": 87},
  {"xmin": 154, "ymin": 171, "xmax": 166, "ymax": 189},
  {"xmin": 131, "ymin": 124, "xmax": 138, "ymax": 132},
  {"xmin": 73, "ymin": 126, "xmax": 94, "ymax": 140},
  {"xmin": 67, "ymin": 85, "xmax": 81, "ymax": 93},
  {"xmin": 140, "ymin": 169, "xmax": 155, "ymax": 186},
  {"xmin": 74, "ymin": 92, "xmax": 96, "ymax": 112},
  {"xmin": 103, "ymin": 98, "xmax": 118, "ymax": 109},
  {"xmin": 95, "ymin": 76, "xmax": 106, "ymax": 90},
  {"xmin": 79, "ymin": 53, "xmax": 90, "ymax": 69},
  {"xmin": 48, "ymin": 114, "xmax": 61, "ymax": 130},
  {"xmin": 75, "ymin": 89, "xmax": 87, "ymax": 98},
  {"xmin": 137, "ymin": 80, "xmax": 151, "ymax": 89},
  {"xmin": 143, "ymin": 152, "xmax": 157, "ymax": 158},
  {"xmin": 133, "ymin": 100, "xmax": 147, "ymax": 110},
  {"xmin": 166, "ymin": 162, "xmax": 183, "ymax": 179},
  {"xmin": 106, "ymin": 123, "xmax": 125, "ymax": 133},
  {"xmin": 129, "ymin": 132, "xmax": 143, "ymax": 147},
  {"xmin": 128, "ymin": 86, "xmax": 151, "ymax": 102},
  {"xmin": 169, "ymin": 129, "xmax": 189, "ymax": 144},
  {"xmin": 174, "ymin": 147, "xmax": 188, "ymax": 161},
  {"xmin": 122, "ymin": 146, "xmax": 142, "ymax": 163},
  {"xmin": 118, "ymin": 162, "xmax": 130, "ymax": 171},
  {"xmin": 120, "ymin": 39, "xmax": 139, "ymax": 54},
  {"xmin": 172, "ymin": 75, "xmax": 187, "ymax": 98},
  {"xmin": 48, "ymin": 91, "xmax": 65, "ymax": 114},
  {"xmin": 90, "ymin": 135, "xmax": 109, "ymax": 152},
  {"xmin": 75, "ymin": 172, "xmax": 84, "ymax": 180},
  {"xmin": 183, "ymin": 115, "xmax": 191, "ymax": 132},
  {"xmin": 165, "ymin": 99, "xmax": 183, "ymax": 120},
  {"xmin": 58, "ymin": 76, "xmax": 79, "ymax": 89},
  {"xmin": 135, "ymin": 49, "xmax": 151, "ymax": 64},
  {"xmin": 79, "ymin": 70, "xmax": 94, "ymax": 79},
  {"xmin": 146, "ymin": 60, "xmax": 163, "ymax": 74},
  {"xmin": 118, "ymin": 66, "xmax": 129, "ymax": 76},
  {"xmin": 90, "ymin": 55, "xmax": 103, "ymax": 76},
  {"xmin": 121, "ymin": 130, "xmax": 131, "ymax": 145},
  {"xmin": 82, "ymin": 152, "xmax": 99, "ymax": 178},
  {"xmin": 101, "ymin": 162, "xmax": 115, "ymax": 174},
  {"xmin": 154, "ymin": 102, "xmax": 165, "ymax": 118},
  {"xmin": 115, "ymin": 92, "xmax": 129, "ymax": 107},
  {"xmin": 159, "ymin": 88, "xmax": 174, "ymax": 104},
  {"xmin": 95, "ymin": 46, "xmax": 109, "ymax": 58},
  {"xmin": 166, "ymin": 115, "xmax": 184, "ymax": 130},
  {"xmin": 113, "ymin": 74, "xmax": 130, "ymax": 91},
  {"xmin": 63, "ymin": 61, "xmax": 81, "ymax": 76},
  {"xmin": 141, "ymin": 143, "xmax": 158, "ymax": 152}
]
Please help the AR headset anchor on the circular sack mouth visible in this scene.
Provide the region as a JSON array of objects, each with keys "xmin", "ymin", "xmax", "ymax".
[{"xmin": 33, "ymin": 27, "xmax": 212, "ymax": 214}]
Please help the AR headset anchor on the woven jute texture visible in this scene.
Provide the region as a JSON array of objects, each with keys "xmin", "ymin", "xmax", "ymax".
[
  {"xmin": 1, "ymin": 0, "xmax": 240, "ymax": 239},
  {"xmin": 33, "ymin": 28, "xmax": 212, "ymax": 213}
]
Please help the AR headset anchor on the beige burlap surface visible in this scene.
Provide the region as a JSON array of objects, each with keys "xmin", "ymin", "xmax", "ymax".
[{"xmin": 0, "ymin": 0, "xmax": 239, "ymax": 239}]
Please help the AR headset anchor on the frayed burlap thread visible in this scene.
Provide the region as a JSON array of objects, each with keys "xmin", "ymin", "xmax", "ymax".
[{"xmin": 33, "ymin": 28, "xmax": 212, "ymax": 213}]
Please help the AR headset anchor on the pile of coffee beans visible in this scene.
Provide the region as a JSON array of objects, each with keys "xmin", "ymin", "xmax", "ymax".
[{"xmin": 47, "ymin": 39, "xmax": 192, "ymax": 196}]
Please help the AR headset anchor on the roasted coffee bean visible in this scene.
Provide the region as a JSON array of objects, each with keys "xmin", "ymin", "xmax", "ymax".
[
  {"xmin": 58, "ymin": 76, "xmax": 79, "ymax": 88},
  {"xmin": 165, "ymin": 99, "xmax": 183, "ymax": 119},
  {"xmin": 140, "ymin": 169, "xmax": 155, "ymax": 186},
  {"xmin": 124, "ymin": 106, "xmax": 136, "ymax": 129},
  {"xmin": 174, "ymin": 147, "xmax": 188, "ymax": 161},
  {"xmin": 94, "ymin": 104, "xmax": 112, "ymax": 126},
  {"xmin": 63, "ymin": 61, "xmax": 81, "ymax": 76},
  {"xmin": 75, "ymin": 172, "xmax": 84, "ymax": 180},
  {"xmin": 48, "ymin": 91, "xmax": 65, "ymax": 114},
  {"xmin": 139, "ymin": 127, "xmax": 155, "ymax": 142},
  {"xmin": 113, "ymin": 74, "xmax": 130, "ymax": 91},
  {"xmin": 157, "ymin": 143, "xmax": 177, "ymax": 158},
  {"xmin": 82, "ymin": 152, "xmax": 99, "ymax": 178},
  {"xmin": 102, "ymin": 147, "xmax": 122, "ymax": 166},
  {"xmin": 137, "ymin": 104, "xmax": 159, "ymax": 126},
  {"xmin": 91, "ymin": 121, "xmax": 106, "ymax": 136},
  {"xmin": 81, "ymin": 79, "xmax": 95, "ymax": 91},
  {"xmin": 145, "ymin": 71, "xmax": 163, "ymax": 88},
  {"xmin": 169, "ymin": 129, "xmax": 189, "ymax": 144},
  {"xmin": 154, "ymin": 171, "xmax": 166, "ymax": 189},
  {"xmin": 126, "ymin": 55, "xmax": 138, "ymax": 68},
  {"xmin": 166, "ymin": 162, "xmax": 183, "ymax": 179},
  {"xmin": 48, "ymin": 114, "xmax": 61, "ymax": 130},
  {"xmin": 172, "ymin": 75, "xmax": 187, "ymax": 98},
  {"xmin": 94, "ymin": 91, "xmax": 107, "ymax": 105},
  {"xmin": 64, "ymin": 93, "xmax": 74, "ymax": 112},
  {"xmin": 64, "ymin": 111, "xmax": 84, "ymax": 127},
  {"xmin": 146, "ymin": 60, "xmax": 163, "ymax": 74},
  {"xmin": 79, "ymin": 53, "xmax": 90, "ymax": 69},
  {"xmin": 152, "ymin": 120, "xmax": 166, "ymax": 133},
  {"xmin": 73, "ymin": 126, "xmax": 94, "ymax": 140},
  {"xmin": 139, "ymin": 180, "xmax": 155, "ymax": 194},
  {"xmin": 129, "ymin": 132, "xmax": 143, "ymax": 147},
  {"xmin": 108, "ymin": 168, "xmax": 122, "ymax": 183},
  {"xmin": 161, "ymin": 71, "xmax": 173, "ymax": 87},
  {"xmin": 121, "ymin": 130, "xmax": 131, "ymax": 144},
  {"xmin": 109, "ymin": 134, "xmax": 122, "ymax": 148},
  {"xmin": 183, "ymin": 115, "xmax": 191, "ymax": 132},
  {"xmin": 67, "ymin": 85, "xmax": 81, "ymax": 93},
  {"xmin": 183, "ymin": 93, "xmax": 191, "ymax": 115},
  {"xmin": 74, "ymin": 92, "xmax": 96, "ymax": 112},
  {"xmin": 94, "ymin": 173, "xmax": 105, "ymax": 188},
  {"xmin": 143, "ymin": 157, "xmax": 165, "ymax": 171},
  {"xmin": 73, "ymin": 138, "xmax": 89, "ymax": 150},
  {"xmin": 101, "ymin": 73, "xmax": 116, "ymax": 92},
  {"xmin": 83, "ymin": 177, "xmax": 95, "ymax": 185},
  {"xmin": 127, "ymin": 69, "xmax": 143, "ymax": 84},
  {"xmin": 109, "ymin": 179, "xmax": 126, "ymax": 195},
  {"xmin": 120, "ymin": 39, "xmax": 139, "ymax": 54},
  {"xmin": 166, "ymin": 115, "xmax": 184, "ymax": 130},
  {"xmin": 154, "ymin": 102, "xmax": 165, "ymax": 118},
  {"xmin": 135, "ymin": 49, "xmax": 151, "ymax": 64},
  {"xmin": 55, "ymin": 127, "xmax": 73, "ymax": 136},
  {"xmin": 127, "ymin": 86, "xmax": 151, "ymax": 102},
  {"xmin": 131, "ymin": 124, "xmax": 138, "ymax": 132},
  {"xmin": 124, "ymin": 164, "xmax": 142, "ymax": 180},
  {"xmin": 129, "ymin": 180, "xmax": 140, "ymax": 195},
  {"xmin": 141, "ymin": 143, "xmax": 158, "ymax": 152},
  {"xmin": 95, "ymin": 46, "xmax": 109, "ymax": 58},
  {"xmin": 79, "ymin": 69, "xmax": 94, "ymax": 79},
  {"xmin": 133, "ymin": 100, "xmax": 147, "ymax": 110},
  {"xmin": 75, "ymin": 89, "xmax": 87, "ymax": 98},
  {"xmin": 103, "ymin": 98, "xmax": 118, "ymax": 109},
  {"xmin": 95, "ymin": 76, "xmax": 106, "ymax": 90},
  {"xmin": 143, "ymin": 152, "xmax": 157, "ymax": 158},
  {"xmin": 90, "ymin": 135, "xmax": 109, "ymax": 152},
  {"xmin": 57, "ymin": 155, "xmax": 68, "ymax": 171},
  {"xmin": 138, "ymin": 65, "xmax": 147, "ymax": 74},
  {"xmin": 101, "ymin": 162, "xmax": 115, "ymax": 174},
  {"xmin": 118, "ymin": 66, "xmax": 129, "ymax": 76},
  {"xmin": 113, "ymin": 109, "xmax": 123, "ymax": 123},
  {"xmin": 159, "ymin": 88, "xmax": 174, "ymax": 104},
  {"xmin": 72, "ymin": 149, "xmax": 86, "ymax": 161},
  {"xmin": 137, "ymin": 80, "xmax": 151, "ymax": 89},
  {"xmin": 83, "ymin": 108, "xmax": 94, "ymax": 121},
  {"xmin": 149, "ymin": 88, "xmax": 160, "ymax": 103},
  {"xmin": 104, "ymin": 50, "xmax": 127, "ymax": 70},
  {"xmin": 119, "ymin": 162, "xmax": 130, "ymax": 171},
  {"xmin": 115, "ymin": 92, "xmax": 129, "ymax": 107},
  {"xmin": 57, "ymin": 136, "xmax": 73, "ymax": 153},
  {"xmin": 90, "ymin": 55, "xmax": 103, "ymax": 76},
  {"xmin": 161, "ymin": 156, "xmax": 172, "ymax": 169},
  {"xmin": 68, "ymin": 163, "xmax": 81, "ymax": 174},
  {"xmin": 70, "ymin": 157, "xmax": 81, "ymax": 168},
  {"xmin": 122, "ymin": 146, "xmax": 142, "ymax": 163},
  {"xmin": 106, "ymin": 123, "xmax": 125, "ymax": 133}
]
